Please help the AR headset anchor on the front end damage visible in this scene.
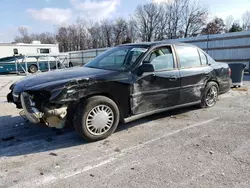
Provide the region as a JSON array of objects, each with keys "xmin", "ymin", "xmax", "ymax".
[
  {"xmin": 20, "ymin": 92, "xmax": 68, "ymax": 128},
  {"xmin": 7, "ymin": 76, "xmax": 97, "ymax": 129}
]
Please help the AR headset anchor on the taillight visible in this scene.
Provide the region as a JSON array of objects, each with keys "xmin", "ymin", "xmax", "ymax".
[{"xmin": 229, "ymin": 68, "xmax": 231, "ymax": 76}]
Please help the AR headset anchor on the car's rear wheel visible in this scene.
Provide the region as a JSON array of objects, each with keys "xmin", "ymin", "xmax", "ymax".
[
  {"xmin": 74, "ymin": 96, "xmax": 119, "ymax": 142},
  {"xmin": 201, "ymin": 81, "xmax": 219, "ymax": 108}
]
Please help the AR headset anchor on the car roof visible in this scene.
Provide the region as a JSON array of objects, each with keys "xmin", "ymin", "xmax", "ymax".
[{"xmin": 118, "ymin": 41, "xmax": 196, "ymax": 48}]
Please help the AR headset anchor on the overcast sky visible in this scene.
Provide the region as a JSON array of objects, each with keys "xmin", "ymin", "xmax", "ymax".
[{"xmin": 0, "ymin": 0, "xmax": 250, "ymax": 42}]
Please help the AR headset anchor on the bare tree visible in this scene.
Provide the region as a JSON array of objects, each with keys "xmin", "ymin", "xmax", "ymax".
[
  {"xmin": 88, "ymin": 23, "xmax": 103, "ymax": 48},
  {"xmin": 30, "ymin": 32, "xmax": 56, "ymax": 44},
  {"xmin": 168, "ymin": 0, "xmax": 187, "ymax": 39},
  {"xmin": 18, "ymin": 26, "xmax": 29, "ymax": 37},
  {"xmin": 101, "ymin": 20, "xmax": 114, "ymax": 47},
  {"xmin": 46, "ymin": 1, "xmax": 219, "ymax": 52},
  {"xmin": 201, "ymin": 17, "xmax": 226, "ymax": 35},
  {"xmin": 15, "ymin": 26, "xmax": 56, "ymax": 44},
  {"xmin": 126, "ymin": 19, "xmax": 138, "ymax": 43},
  {"xmin": 76, "ymin": 19, "xmax": 88, "ymax": 50},
  {"xmin": 225, "ymin": 15, "xmax": 234, "ymax": 32},
  {"xmin": 133, "ymin": 3, "xmax": 162, "ymax": 42},
  {"xmin": 15, "ymin": 26, "xmax": 32, "ymax": 43},
  {"xmin": 158, "ymin": 2, "xmax": 178, "ymax": 39},
  {"xmin": 152, "ymin": 0, "xmax": 207, "ymax": 40},
  {"xmin": 242, "ymin": 11, "xmax": 250, "ymax": 31},
  {"xmin": 56, "ymin": 26, "xmax": 69, "ymax": 52},
  {"xmin": 182, "ymin": 0, "xmax": 208, "ymax": 37},
  {"xmin": 67, "ymin": 24, "xmax": 78, "ymax": 51},
  {"xmin": 56, "ymin": 19, "xmax": 89, "ymax": 52},
  {"xmin": 154, "ymin": 4, "xmax": 168, "ymax": 40},
  {"xmin": 113, "ymin": 18, "xmax": 128, "ymax": 45}
]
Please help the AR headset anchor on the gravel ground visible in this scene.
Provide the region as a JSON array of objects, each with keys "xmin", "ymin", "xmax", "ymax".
[{"xmin": 0, "ymin": 74, "xmax": 250, "ymax": 188}]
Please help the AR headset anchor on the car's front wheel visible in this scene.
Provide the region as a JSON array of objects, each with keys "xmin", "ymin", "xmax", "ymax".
[
  {"xmin": 201, "ymin": 81, "xmax": 219, "ymax": 108},
  {"xmin": 74, "ymin": 96, "xmax": 120, "ymax": 142}
]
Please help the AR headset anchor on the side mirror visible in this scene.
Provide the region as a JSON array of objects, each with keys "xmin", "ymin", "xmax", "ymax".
[{"xmin": 138, "ymin": 63, "xmax": 154, "ymax": 73}]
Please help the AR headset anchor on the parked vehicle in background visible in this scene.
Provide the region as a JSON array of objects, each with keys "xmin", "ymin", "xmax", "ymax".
[
  {"xmin": 0, "ymin": 41, "xmax": 60, "ymax": 74},
  {"xmin": 7, "ymin": 42, "xmax": 231, "ymax": 142},
  {"xmin": 0, "ymin": 41, "xmax": 59, "ymax": 58},
  {"xmin": 0, "ymin": 55, "xmax": 60, "ymax": 74}
]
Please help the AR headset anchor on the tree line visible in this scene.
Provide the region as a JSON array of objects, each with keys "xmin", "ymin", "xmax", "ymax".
[{"xmin": 14, "ymin": 0, "xmax": 250, "ymax": 52}]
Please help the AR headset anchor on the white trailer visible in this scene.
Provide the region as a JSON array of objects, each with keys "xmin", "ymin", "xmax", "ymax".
[
  {"xmin": 0, "ymin": 41, "xmax": 59, "ymax": 58},
  {"xmin": 0, "ymin": 42, "xmax": 70, "ymax": 74}
]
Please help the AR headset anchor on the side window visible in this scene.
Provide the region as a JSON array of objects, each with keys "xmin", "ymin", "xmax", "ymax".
[
  {"xmin": 143, "ymin": 47, "xmax": 174, "ymax": 71},
  {"xmin": 175, "ymin": 46, "xmax": 201, "ymax": 68},
  {"xmin": 199, "ymin": 51, "xmax": 208, "ymax": 65},
  {"xmin": 13, "ymin": 48, "xmax": 18, "ymax": 55},
  {"xmin": 38, "ymin": 48, "xmax": 50, "ymax": 54}
]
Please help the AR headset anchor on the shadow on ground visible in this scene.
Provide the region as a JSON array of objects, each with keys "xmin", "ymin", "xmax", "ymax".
[{"xmin": 0, "ymin": 106, "xmax": 199, "ymax": 157}]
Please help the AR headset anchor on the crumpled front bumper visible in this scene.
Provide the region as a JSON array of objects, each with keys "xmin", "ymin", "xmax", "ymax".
[{"xmin": 20, "ymin": 92, "xmax": 43, "ymax": 123}]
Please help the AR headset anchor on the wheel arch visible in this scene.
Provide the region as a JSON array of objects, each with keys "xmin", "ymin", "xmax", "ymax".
[
  {"xmin": 200, "ymin": 80, "xmax": 219, "ymax": 108},
  {"xmin": 205, "ymin": 79, "xmax": 219, "ymax": 90},
  {"xmin": 200, "ymin": 79, "xmax": 219, "ymax": 100},
  {"xmin": 77, "ymin": 92, "xmax": 125, "ymax": 121}
]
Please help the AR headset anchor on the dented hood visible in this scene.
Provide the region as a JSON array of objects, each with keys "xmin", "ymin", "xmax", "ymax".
[{"xmin": 12, "ymin": 67, "xmax": 116, "ymax": 93}]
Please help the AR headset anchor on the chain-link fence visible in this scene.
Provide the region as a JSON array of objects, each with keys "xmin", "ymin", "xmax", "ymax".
[{"xmin": 68, "ymin": 48, "xmax": 109, "ymax": 66}]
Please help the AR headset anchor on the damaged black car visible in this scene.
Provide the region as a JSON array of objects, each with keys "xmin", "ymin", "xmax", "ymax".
[{"xmin": 7, "ymin": 42, "xmax": 231, "ymax": 141}]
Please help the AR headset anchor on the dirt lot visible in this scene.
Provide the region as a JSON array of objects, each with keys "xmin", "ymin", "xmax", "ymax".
[{"xmin": 0, "ymin": 75, "xmax": 250, "ymax": 188}]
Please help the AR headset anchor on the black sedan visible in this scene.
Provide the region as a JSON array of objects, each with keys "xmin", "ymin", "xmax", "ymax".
[{"xmin": 7, "ymin": 42, "xmax": 231, "ymax": 141}]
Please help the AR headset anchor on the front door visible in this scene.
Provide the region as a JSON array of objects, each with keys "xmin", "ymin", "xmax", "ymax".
[{"xmin": 131, "ymin": 46, "xmax": 181, "ymax": 115}]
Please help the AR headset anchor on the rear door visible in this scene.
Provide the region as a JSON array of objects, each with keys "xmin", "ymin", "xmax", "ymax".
[
  {"xmin": 174, "ymin": 45, "xmax": 212, "ymax": 104},
  {"xmin": 131, "ymin": 45, "xmax": 181, "ymax": 115}
]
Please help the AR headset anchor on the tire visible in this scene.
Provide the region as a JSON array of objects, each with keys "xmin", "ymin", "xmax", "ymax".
[
  {"xmin": 200, "ymin": 81, "xmax": 219, "ymax": 108},
  {"xmin": 74, "ymin": 96, "xmax": 120, "ymax": 142},
  {"xmin": 28, "ymin": 64, "xmax": 38, "ymax": 73}
]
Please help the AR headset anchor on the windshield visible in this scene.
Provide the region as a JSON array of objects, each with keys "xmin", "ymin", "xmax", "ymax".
[{"xmin": 84, "ymin": 46, "xmax": 148, "ymax": 71}]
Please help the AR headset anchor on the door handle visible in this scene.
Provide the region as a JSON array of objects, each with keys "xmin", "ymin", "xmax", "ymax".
[{"xmin": 169, "ymin": 76, "xmax": 178, "ymax": 81}]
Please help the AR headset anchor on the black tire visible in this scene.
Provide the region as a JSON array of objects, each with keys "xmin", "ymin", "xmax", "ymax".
[
  {"xmin": 200, "ymin": 81, "xmax": 219, "ymax": 108},
  {"xmin": 74, "ymin": 96, "xmax": 120, "ymax": 142},
  {"xmin": 57, "ymin": 62, "xmax": 61, "ymax": 69},
  {"xmin": 28, "ymin": 64, "xmax": 38, "ymax": 73}
]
